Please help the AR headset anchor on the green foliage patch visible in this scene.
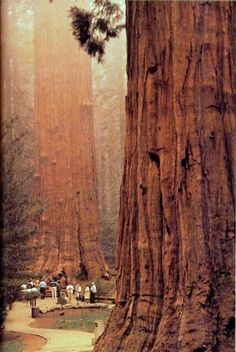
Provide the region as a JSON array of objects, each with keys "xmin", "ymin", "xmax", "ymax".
[
  {"xmin": 0, "ymin": 116, "xmax": 44, "ymax": 337},
  {"xmin": 0, "ymin": 332, "xmax": 23, "ymax": 352},
  {"xmin": 35, "ymin": 308, "xmax": 111, "ymax": 333},
  {"xmin": 0, "ymin": 340, "xmax": 22, "ymax": 352}
]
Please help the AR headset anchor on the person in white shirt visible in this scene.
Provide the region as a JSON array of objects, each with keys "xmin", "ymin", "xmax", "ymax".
[
  {"xmin": 74, "ymin": 283, "xmax": 82, "ymax": 306},
  {"xmin": 50, "ymin": 280, "xmax": 58, "ymax": 300},
  {"xmin": 90, "ymin": 282, "xmax": 97, "ymax": 303},
  {"xmin": 66, "ymin": 283, "xmax": 74, "ymax": 304},
  {"xmin": 39, "ymin": 279, "xmax": 47, "ymax": 300},
  {"xmin": 75, "ymin": 283, "xmax": 81, "ymax": 295}
]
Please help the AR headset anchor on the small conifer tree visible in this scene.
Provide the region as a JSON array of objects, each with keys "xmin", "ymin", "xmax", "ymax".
[{"xmin": 0, "ymin": 117, "xmax": 43, "ymax": 337}]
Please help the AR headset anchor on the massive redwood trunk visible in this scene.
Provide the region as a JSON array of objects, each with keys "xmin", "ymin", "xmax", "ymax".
[
  {"xmin": 32, "ymin": 0, "xmax": 107, "ymax": 279},
  {"xmin": 95, "ymin": 2, "xmax": 235, "ymax": 351}
]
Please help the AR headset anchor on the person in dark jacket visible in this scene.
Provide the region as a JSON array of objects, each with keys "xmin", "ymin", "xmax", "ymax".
[{"xmin": 90, "ymin": 282, "xmax": 97, "ymax": 303}]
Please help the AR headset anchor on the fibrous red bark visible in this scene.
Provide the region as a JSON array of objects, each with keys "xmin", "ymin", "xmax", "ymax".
[
  {"xmin": 32, "ymin": 0, "xmax": 108, "ymax": 280},
  {"xmin": 95, "ymin": 1, "xmax": 235, "ymax": 351}
]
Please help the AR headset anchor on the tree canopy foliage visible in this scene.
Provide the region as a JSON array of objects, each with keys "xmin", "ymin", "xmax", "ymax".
[{"xmin": 69, "ymin": 0, "xmax": 125, "ymax": 62}]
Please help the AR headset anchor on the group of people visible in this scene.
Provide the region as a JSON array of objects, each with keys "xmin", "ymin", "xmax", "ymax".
[
  {"xmin": 20, "ymin": 278, "xmax": 48, "ymax": 306},
  {"xmin": 21, "ymin": 278, "xmax": 97, "ymax": 305},
  {"xmin": 65, "ymin": 281, "xmax": 97, "ymax": 305}
]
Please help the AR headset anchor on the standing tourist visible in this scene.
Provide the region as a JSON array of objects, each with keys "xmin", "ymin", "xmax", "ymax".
[
  {"xmin": 75, "ymin": 282, "xmax": 82, "ymax": 296},
  {"xmin": 50, "ymin": 280, "xmax": 58, "ymax": 299},
  {"xmin": 84, "ymin": 285, "xmax": 90, "ymax": 303},
  {"xmin": 90, "ymin": 282, "xmax": 97, "ymax": 303},
  {"xmin": 75, "ymin": 282, "xmax": 82, "ymax": 306},
  {"xmin": 66, "ymin": 282, "xmax": 74, "ymax": 304},
  {"xmin": 56, "ymin": 280, "xmax": 61, "ymax": 303},
  {"xmin": 39, "ymin": 279, "xmax": 47, "ymax": 299}
]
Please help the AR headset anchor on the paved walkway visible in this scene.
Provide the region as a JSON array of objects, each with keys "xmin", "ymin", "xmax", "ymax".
[{"xmin": 5, "ymin": 299, "xmax": 95, "ymax": 351}]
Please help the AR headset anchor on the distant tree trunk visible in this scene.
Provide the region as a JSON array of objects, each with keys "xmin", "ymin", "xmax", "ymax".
[
  {"xmin": 1, "ymin": 0, "xmax": 34, "ymax": 188},
  {"xmin": 32, "ymin": 0, "xmax": 108, "ymax": 279},
  {"xmin": 93, "ymin": 34, "xmax": 126, "ymax": 267},
  {"xmin": 1, "ymin": 0, "xmax": 17, "ymax": 122},
  {"xmin": 95, "ymin": 2, "xmax": 235, "ymax": 351}
]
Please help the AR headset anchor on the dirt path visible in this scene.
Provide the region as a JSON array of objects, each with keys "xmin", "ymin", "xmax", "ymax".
[{"xmin": 5, "ymin": 300, "xmax": 94, "ymax": 351}]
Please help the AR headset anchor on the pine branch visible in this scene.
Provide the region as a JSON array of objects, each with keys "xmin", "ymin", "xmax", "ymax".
[{"xmin": 69, "ymin": 0, "xmax": 125, "ymax": 63}]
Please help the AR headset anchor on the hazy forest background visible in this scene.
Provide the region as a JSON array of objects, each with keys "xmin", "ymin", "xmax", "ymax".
[{"xmin": 1, "ymin": 0, "xmax": 126, "ymax": 273}]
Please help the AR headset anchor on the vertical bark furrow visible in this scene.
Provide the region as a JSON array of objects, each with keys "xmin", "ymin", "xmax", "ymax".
[{"xmin": 95, "ymin": 2, "xmax": 235, "ymax": 351}]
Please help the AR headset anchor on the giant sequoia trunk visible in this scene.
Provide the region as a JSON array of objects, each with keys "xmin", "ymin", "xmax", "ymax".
[
  {"xmin": 95, "ymin": 2, "xmax": 235, "ymax": 351},
  {"xmin": 32, "ymin": 0, "xmax": 107, "ymax": 279}
]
